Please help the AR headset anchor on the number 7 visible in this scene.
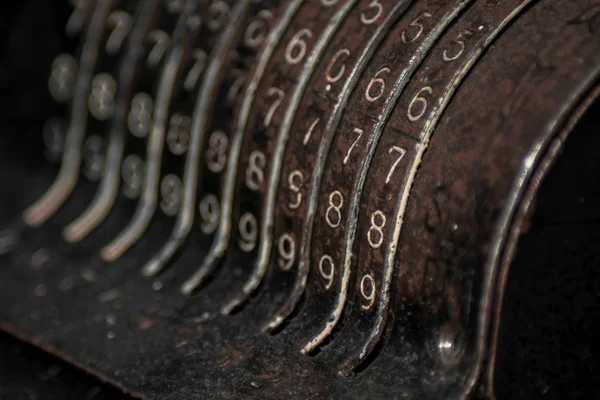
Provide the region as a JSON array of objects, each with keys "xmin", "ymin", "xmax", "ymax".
[
  {"xmin": 344, "ymin": 127, "xmax": 363, "ymax": 165},
  {"xmin": 386, "ymin": 146, "xmax": 406, "ymax": 184}
]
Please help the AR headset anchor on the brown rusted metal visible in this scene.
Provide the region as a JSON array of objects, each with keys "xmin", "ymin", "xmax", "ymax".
[{"xmin": 0, "ymin": 0, "xmax": 599, "ymax": 398}]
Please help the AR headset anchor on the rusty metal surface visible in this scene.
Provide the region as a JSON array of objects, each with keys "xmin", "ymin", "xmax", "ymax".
[{"xmin": 1, "ymin": 0, "xmax": 599, "ymax": 398}]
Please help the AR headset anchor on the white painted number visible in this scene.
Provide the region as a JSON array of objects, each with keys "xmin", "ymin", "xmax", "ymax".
[
  {"xmin": 238, "ymin": 213, "xmax": 258, "ymax": 252},
  {"xmin": 365, "ymin": 67, "xmax": 389, "ymax": 102},
  {"xmin": 401, "ymin": 12, "xmax": 432, "ymax": 44},
  {"xmin": 82, "ymin": 135, "xmax": 106, "ymax": 181},
  {"xmin": 360, "ymin": 1, "xmax": 383, "ymax": 25},
  {"xmin": 167, "ymin": 114, "xmax": 191, "ymax": 155},
  {"xmin": 166, "ymin": 0, "xmax": 184, "ymax": 13},
  {"xmin": 407, "ymin": 86, "xmax": 433, "ymax": 122},
  {"xmin": 288, "ymin": 170, "xmax": 304, "ymax": 210},
  {"xmin": 360, "ymin": 274, "xmax": 376, "ymax": 309},
  {"xmin": 43, "ymin": 118, "xmax": 66, "ymax": 161},
  {"xmin": 160, "ymin": 174, "xmax": 183, "ymax": 216},
  {"xmin": 285, "ymin": 28, "xmax": 312, "ymax": 65},
  {"xmin": 244, "ymin": 10, "xmax": 272, "ymax": 48},
  {"xmin": 319, "ymin": 255, "xmax": 335, "ymax": 289},
  {"xmin": 147, "ymin": 30, "xmax": 171, "ymax": 68},
  {"xmin": 278, "ymin": 233, "xmax": 296, "ymax": 271},
  {"xmin": 206, "ymin": 131, "xmax": 229, "ymax": 173},
  {"xmin": 367, "ymin": 210, "xmax": 386, "ymax": 249},
  {"xmin": 184, "ymin": 49, "xmax": 207, "ymax": 91},
  {"xmin": 344, "ymin": 127, "xmax": 363, "ymax": 165},
  {"xmin": 207, "ymin": 1, "xmax": 230, "ymax": 31},
  {"xmin": 246, "ymin": 150, "xmax": 266, "ymax": 191},
  {"xmin": 264, "ymin": 87, "xmax": 284, "ymax": 127},
  {"xmin": 106, "ymin": 11, "xmax": 132, "ymax": 55},
  {"xmin": 303, "ymin": 118, "xmax": 319, "ymax": 146},
  {"xmin": 48, "ymin": 53, "xmax": 77, "ymax": 102},
  {"xmin": 325, "ymin": 48, "xmax": 350, "ymax": 85},
  {"xmin": 386, "ymin": 145, "xmax": 406, "ymax": 184},
  {"xmin": 199, "ymin": 194, "xmax": 220, "ymax": 234},
  {"xmin": 128, "ymin": 93, "xmax": 153, "ymax": 137},
  {"xmin": 66, "ymin": 0, "xmax": 88, "ymax": 36},
  {"xmin": 89, "ymin": 73, "xmax": 117, "ymax": 121},
  {"xmin": 325, "ymin": 190, "xmax": 344, "ymax": 228},
  {"xmin": 443, "ymin": 30, "xmax": 473, "ymax": 62},
  {"xmin": 122, "ymin": 155, "xmax": 144, "ymax": 199}
]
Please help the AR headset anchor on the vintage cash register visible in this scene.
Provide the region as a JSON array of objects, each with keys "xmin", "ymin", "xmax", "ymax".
[{"xmin": 0, "ymin": 0, "xmax": 599, "ymax": 398}]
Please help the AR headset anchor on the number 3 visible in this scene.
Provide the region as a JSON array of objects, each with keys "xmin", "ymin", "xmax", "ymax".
[{"xmin": 360, "ymin": 1, "xmax": 383, "ymax": 25}]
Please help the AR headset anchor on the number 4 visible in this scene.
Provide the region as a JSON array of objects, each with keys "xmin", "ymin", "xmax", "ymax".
[{"xmin": 386, "ymin": 146, "xmax": 406, "ymax": 184}]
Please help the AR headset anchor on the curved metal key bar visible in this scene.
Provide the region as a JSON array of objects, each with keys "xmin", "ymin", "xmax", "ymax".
[
  {"xmin": 99, "ymin": 0, "xmax": 202, "ymax": 262},
  {"xmin": 63, "ymin": 0, "xmax": 174, "ymax": 243},
  {"xmin": 243, "ymin": 0, "xmax": 415, "ymax": 331},
  {"xmin": 23, "ymin": 0, "xmax": 118, "ymax": 227},
  {"xmin": 7, "ymin": 0, "xmax": 142, "ymax": 259},
  {"xmin": 142, "ymin": 0, "xmax": 255, "ymax": 277},
  {"xmin": 44, "ymin": 0, "xmax": 95, "ymax": 165},
  {"xmin": 365, "ymin": 1, "xmax": 600, "ymax": 396},
  {"xmin": 141, "ymin": 1, "xmax": 287, "ymax": 281},
  {"xmin": 218, "ymin": 0, "xmax": 360, "ymax": 315},
  {"xmin": 327, "ymin": 0, "xmax": 537, "ymax": 374},
  {"xmin": 292, "ymin": 0, "xmax": 471, "ymax": 355},
  {"xmin": 0, "ymin": 0, "xmax": 94, "ymax": 255},
  {"xmin": 181, "ymin": 0, "xmax": 306, "ymax": 294}
]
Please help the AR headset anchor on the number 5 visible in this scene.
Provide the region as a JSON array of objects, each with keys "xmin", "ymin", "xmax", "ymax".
[{"xmin": 401, "ymin": 12, "xmax": 432, "ymax": 44}]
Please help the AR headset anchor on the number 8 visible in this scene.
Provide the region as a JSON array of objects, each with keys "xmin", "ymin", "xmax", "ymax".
[{"xmin": 367, "ymin": 210, "xmax": 386, "ymax": 249}]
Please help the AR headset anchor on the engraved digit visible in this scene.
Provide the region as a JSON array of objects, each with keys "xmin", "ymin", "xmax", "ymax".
[
  {"xmin": 48, "ymin": 53, "xmax": 78, "ymax": 102},
  {"xmin": 206, "ymin": 130, "xmax": 229, "ymax": 173},
  {"xmin": 303, "ymin": 117, "xmax": 319, "ymax": 146},
  {"xmin": 208, "ymin": 0, "xmax": 230, "ymax": 31},
  {"xmin": 166, "ymin": 0, "xmax": 184, "ymax": 13},
  {"xmin": 360, "ymin": 1, "xmax": 383, "ymax": 25},
  {"xmin": 239, "ymin": 213, "xmax": 258, "ymax": 252},
  {"xmin": 288, "ymin": 170, "xmax": 304, "ymax": 210},
  {"xmin": 407, "ymin": 86, "xmax": 433, "ymax": 122},
  {"xmin": 128, "ymin": 93, "xmax": 153, "ymax": 138},
  {"xmin": 365, "ymin": 67, "xmax": 389, "ymax": 102},
  {"xmin": 401, "ymin": 12, "xmax": 432, "ymax": 44},
  {"xmin": 160, "ymin": 174, "xmax": 182, "ymax": 216},
  {"xmin": 246, "ymin": 150, "xmax": 266, "ymax": 191},
  {"xmin": 264, "ymin": 87, "xmax": 284, "ymax": 127},
  {"xmin": 122, "ymin": 154, "xmax": 144, "ymax": 199},
  {"xmin": 386, "ymin": 145, "xmax": 406, "ymax": 184},
  {"xmin": 43, "ymin": 118, "xmax": 66, "ymax": 161},
  {"xmin": 66, "ymin": 0, "xmax": 87, "ymax": 36},
  {"xmin": 244, "ymin": 10, "xmax": 272, "ymax": 48},
  {"xmin": 184, "ymin": 49, "xmax": 207, "ymax": 91},
  {"xmin": 321, "ymin": 0, "xmax": 340, "ymax": 7},
  {"xmin": 278, "ymin": 233, "xmax": 296, "ymax": 271},
  {"xmin": 147, "ymin": 30, "xmax": 171, "ymax": 68},
  {"xmin": 442, "ymin": 30, "xmax": 472, "ymax": 62},
  {"xmin": 360, "ymin": 274, "xmax": 376, "ymax": 310},
  {"xmin": 88, "ymin": 73, "xmax": 117, "ymax": 121},
  {"xmin": 227, "ymin": 74, "xmax": 245, "ymax": 103},
  {"xmin": 82, "ymin": 135, "xmax": 105, "ymax": 181},
  {"xmin": 343, "ymin": 127, "xmax": 363, "ymax": 165},
  {"xmin": 325, "ymin": 48, "xmax": 350, "ymax": 84},
  {"xmin": 325, "ymin": 190, "xmax": 343, "ymax": 229},
  {"xmin": 199, "ymin": 194, "xmax": 219, "ymax": 234},
  {"xmin": 285, "ymin": 28, "xmax": 312, "ymax": 65},
  {"xmin": 167, "ymin": 114, "xmax": 191, "ymax": 155},
  {"xmin": 367, "ymin": 210, "xmax": 386, "ymax": 249},
  {"xmin": 319, "ymin": 255, "xmax": 335, "ymax": 290},
  {"xmin": 106, "ymin": 11, "xmax": 132, "ymax": 55}
]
